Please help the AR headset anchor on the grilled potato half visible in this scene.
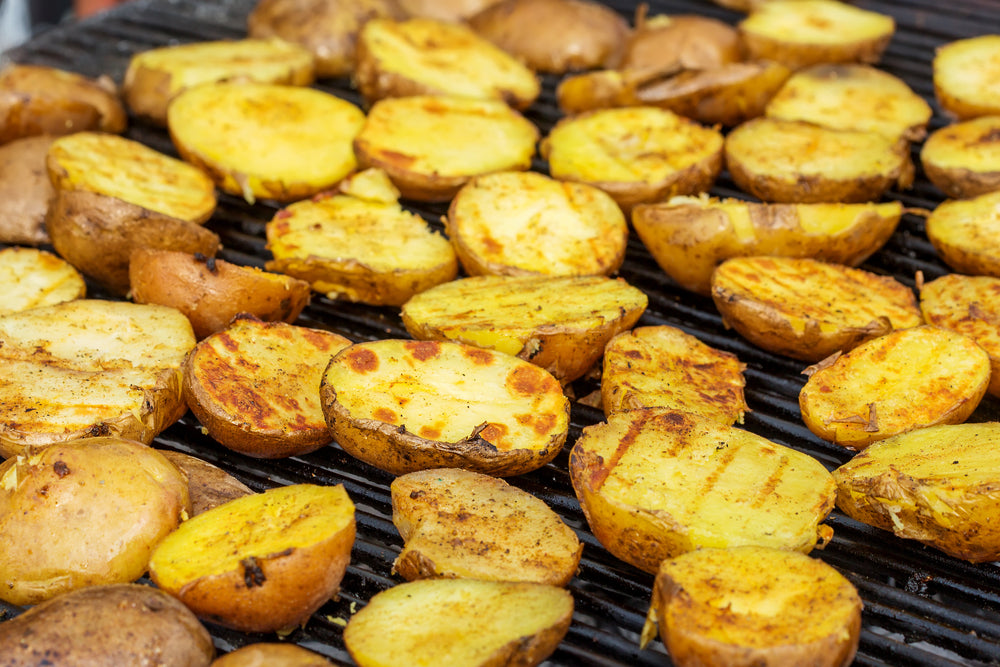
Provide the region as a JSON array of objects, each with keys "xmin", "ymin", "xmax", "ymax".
[
  {"xmin": 921, "ymin": 115, "xmax": 1000, "ymax": 199},
  {"xmin": 833, "ymin": 422, "xmax": 1000, "ymax": 563},
  {"xmin": 391, "ymin": 468, "xmax": 582, "ymax": 585},
  {"xmin": 212, "ymin": 644, "xmax": 332, "ymax": 667},
  {"xmin": 321, "ymin": 339, "xmax": 569, "ymax": 477},
  {"xmin": 633, "ymin": 196, "xmax": 903, "ymax": 295},
  {"xmin": 401, "ymin": 274, "xmax": 647, "ymax": 383},
  {"xmin": 711, "ymin": 256, "xmax": 923, "ymax": 362},
  {"xmin": 934, "ymin": 35, "xmax": 1000, "ymax": 120},
  {"xmin": 621, "ymin": 13, "xmax": 742, "ymax": 73},
  {"xmin": 0, "ymin": 135, "xmax": 55, "ymax": 245},
  {"xmin": 926, "ymin": 190, "xmax": 1000, "ymax": 276},
  {"xmin": 0, "ymin": 246, "xmax": 85, "ymax": 316},
  {"xmin": 570, "ymin": 409, "xmax": 836, "ymax": 574},
  {"xmin": 799, "ymin": 326, "xmax": 991, "ymax": 450}
]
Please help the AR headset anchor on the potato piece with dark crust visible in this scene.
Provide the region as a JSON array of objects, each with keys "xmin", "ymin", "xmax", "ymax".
[
  {"xmin": 934, "ymin": 35, "xmax": 1000, "ymax": 120},
  {"xmin": 0, "ymin": 246, "xmax": 85, "ymax": 316},
  {"xmin": 158, "ymin": 450, "xmax": 255, "ymax": 516},
  {"xmin": 212, "ymin": 643, "xmax": 334, "ymax": 666},
  {"xmin": 0, "ymin": 134, "xmax": 55, "ymax": 245},
  {"xmin": 921, "ymin": 116, "xmax": 1000, "ymax": 199},
  {"xmin": 926, "ymin": 190, "xmax": 1000, "ymax": 277}
]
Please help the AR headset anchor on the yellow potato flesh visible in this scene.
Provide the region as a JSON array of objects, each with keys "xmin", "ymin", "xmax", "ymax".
[
  {"xmin": 922, "ymin": 115, "xmax": 1000, "ymax": 172},
  {"xmin": 926, "ymin": 190, "xmax": 1000, "ymax": 275},
  {"xmin": 740, "ymin": 0, "xmax": 893, "ymax": 46},
  {"xmin": 0, "ymin": 247, "xmax": 85, "ymax": 316},
  {"xmin": 935, "ymin": 35, "xmax": 1000, "ymax": 118}
]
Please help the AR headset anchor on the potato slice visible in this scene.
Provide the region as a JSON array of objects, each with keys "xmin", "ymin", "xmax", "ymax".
[
  {"xmin": 621, "ymin": 13, "xmax": 742, "ymax": 73},
  {"xmin": 710, "ymin": 256, "xmax": 922, "ymax": 362},
  {"xmin": 799, "ymin": 326, "xmax": 991, "ymax": 450},
  {"xmin": 158, "ymin": 450, "xmax": 254, "ymax": 516},
  {"xmin": 0, "ymin": 438, "xmax": 190, "ymax": 605},
  {"xmin": 739, "ymin": 0, "xmax": 895, "ymax": 70},
  {"xmin": 148, "ymin": 483, "xmax": 356, "ymax": 633},
  {"xmin": 921, "ymin": 116, "xmax": 1000, "ymax": 199},
  {"xmin": 401, "ymin": 274, "xmax": 647, "ymax": 383},
  {"xmin": 355, "ymin": 18, "xmax": 540, "ymax": 109},
  {"xmin": 212, "ymin": 643, "xmax": 332, "ymax": 666},
  {"xmin": 724, "ymin": 117, "xmax": 913, "ymax": 203},
  {"xmin": 184, "ymin": 318, "xmax": 352, "ymax": 459},
  {"xmin": 601, "ymin": 325, "xmax": 748, "ymax": 424},
  {"xmin": 168, "ymin": 82, "xmax": 365, "ymax": 203},
  {"xmin": 391, "ymin": 468, "xmax": 582, "ymax": 584},
  {"xmin": 344, "ymin": 579, "xmax": 573, "ymax": 667},
  {"xmin": 570, "ymin": 409, "xmax": 836, "ymax": 574},
  {"xmin": 0, "ymin": 246, "xmax": 85, "ymax": 315},
  {"xmin": 641, "ymin": 547, "xmax": 862, "ymax": 667},
  {"xmin": 321, "ymin": 339, "xmax": 569, "ymax": 476},
  {"xmin": 0, "ymin": 134, "xmax": 55, "ymax": 245},
  {"xmin": 925, "ymin": 190, "xmax": 1000, "ymax": 276},
  {"xmin": 541, "ymin": 106, "xmax": 723, "ymax": 213},
  {"xmin": 934, "ymin": 35, "xmax": 1000, "ymax": 120},
  {"xmin": 354, "ymin": 95, "xmax": 538, "ymax": 202},
  {"xmin": 832, "ymin": 422, "xmax": 1000, "ymax": 563},
  {"xmin": 633, "ymin": 196, "xmax": 903, "ymax": 295},
  {"xmin": 446, "ymin": 171, "xmax": 628, "ymax": 278}
]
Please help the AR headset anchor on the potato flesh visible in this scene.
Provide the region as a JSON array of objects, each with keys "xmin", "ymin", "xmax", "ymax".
[
  {"xmin": 0, "ymin": 247, "xmax": 85, "ymax": 315},
  {"xmin": 921, "ymin": 116, "xmax": 1000, "ymax": 196},
  {"xmin": 740, "ymin": 0, "xmax": 893, "ymax": 46},
  {"xmin": 934, "ymin": 35, "xmax": 1000, "ymax": 119},
  {"xmin": 926, "ymin": 190, "xmax": 1000, "ymax": 276}
]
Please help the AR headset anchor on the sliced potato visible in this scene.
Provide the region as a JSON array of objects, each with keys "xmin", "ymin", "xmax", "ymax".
[
  {"xmin": 934, "ymin": 35, "xmax": 1000, "ymax": 120},
  {"xmin": 0, "ymin": 246, "xmax": 85, "ymax": 315},
  {"xmin": 621, "ymin": 13, "xmax": 742, "ymax": 73},
  {"xmin": 925, "ymin": 190, "xmax": 1000, "ymax": 276},
  {"xmin": 570, "ymin": 409, "xmax": 836, "ymax": 574},
  {"xmin": 344, "ymin": 579, "xmax": 573, "ymax": 667},
  {"xmin": 320, "ymin": 339, "xmax": 569, "ymax": 476},
  {"xmin": 149, "ymin": 483, "xmax": 356, "ymax": 633},
  {"xmin": 401, "ymin": 274, "xmax": 647, "ymax": 383},
  {"xmin": 157, "ymin": 450, "xmax": 255, "ymax": 516},
  {"xmin": 445, "ymin": 171, "xmax": 628, "ymax": 277},
  {"xmin": 391, "ymin": 468, "xmax": 582, "ymax": 585},
  {"xmin": 921, "ymin": 115, "xmax": 1000, "ymax": 199},
  {"xmin": 212, "ymin": 643, "xmax": 332, "ymax": 666},
  {"xmin": 0, "ymin": 134, "xmax": 55, "ymax": 245},
  {"xmin": 799, "ymin": 326, "xmax": 991, "ymax": 450},
  {"xmin": 633, "ymin": 196, "xmax": 903, "ymax": 295}
]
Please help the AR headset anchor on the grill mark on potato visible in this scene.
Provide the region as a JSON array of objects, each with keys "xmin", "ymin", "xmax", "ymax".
[
  {"xmin": 696, "ymin": 439, "xmax": 738, "ymax": 497},
  {"xmin": 590, "ymin": 417, "xmax": 646, "ymax": 490},
  {"xmin": 507, "ymin": 364, "xmax": 552, "ymax": 396},
  {"xmin": 346, "ymin": 347, "xmax": 378, "ymax": 372},
  {"xmin": 515, "ymin": 412, "xmax": 558, "ymax": 435},
  {"xmin": 374, "ymin": 407, "xmax": 398, "ymax": 424},
  {"xmin": 752, "ymin": 454, "xmax": 789, "ymax": 509},
  {"xmin": 405, "ymin": 340, "xmax": 440, "ymax": 361}
]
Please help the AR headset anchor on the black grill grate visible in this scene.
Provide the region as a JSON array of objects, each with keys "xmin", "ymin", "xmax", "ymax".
[{"xmin": 4, "ymin": 1, "xmax": 1000, "ymax": 665}]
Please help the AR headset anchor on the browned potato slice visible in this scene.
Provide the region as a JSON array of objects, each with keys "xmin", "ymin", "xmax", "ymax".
[
  {"xmin": 601, "ymin": 325, "xmax": 748, "ymax": 424},
  {"xmin": 401, "ymin": 274, "xmax": 647, "ymax": 383},
  {"xmin": 391, "ymin": 468, "xmax": 582, "ymax": 584},
  {"xmin": 0, "ymin": 246, "xmax": 85, "ymax": 315},
  {"xmin": 355, "ymin": 18, "xmax": 540, "ymax": 109},
  {"xmin": 710, "ymin": 256, "xmax": 922, "ymax": 362},
  {"xmin": 184, "ymin": 317, "xmax": 352, "ymax": 459},
  {"xmin": 633, "ymin": 197, "xmax": 903, "ymax": 295},
  {"xmin": 926, "ymin": 190, "xmax": 1000, "ymax": 276},
  {"xmin": 321, "ymin": 339, "xmax": 569, "ymax": 476},
  {"xmin": 832, "ymin": 422, "xmax": 1000, "ymax": 563},
  {"xmin": 921, "ymin": 116, "xmax": 1000, "ymax": 199},
  {"xmin": 934, "ymin": 35, "xmax": 1000, "ymax": 120},
  {"xmin": 621, "ymin": 13, "xmax": 742, "ymax": 73},
  {"xmin": 724, "ymin": 118, "xmax": 913, "ymax": 203},
  {"xmin": 541, "ymin": 107, "xmax": 723, "ymax": 213},
  {"xmin": 212, "ymin": 643, "xmax": 333, "ymax": 666},
  {"xmin": 739, "ymin": 0, "xmax": 895, "ymax": 70},
  {"xmin": 0, "ymin": 134, "xmax": 55, "ymax": 245},
  {"xmin": 0, "ymin": 438, "xmax": 190, "ymax": 605},
  {"xmin": 354, "ymin": 95, "xmax": 538, "ymax": 202},
  {"xmin": 344, "ymin": 579, "xmax": 573, "ymax": 667},
  {"xmin": 168, "ymin": 82, "xmax": 365, "ymax": 204},
  {"xmin": 570, "ymin": 409, "xmax": 836, "ymax": 574},
  {"xmin": 446, "ymin": 171, "xmax": 628, "ymax": 277},
  {"xmin": 158, "ymin": 450, "xmax": 255, "ymax": 516},
  {"xmin": 641, "ymin": 547, "xmax": 862, "ymax": 667},
  {"xmin": 123, "ymin": 38, "xmax": 315, "ymax": 125},
  {"xmin": 149, "ymin": 483, "xmax": 356, "ymax": 633},
  {"xmin": 799, "ymin": 326, "xmax": 991, "ymax": 450}
]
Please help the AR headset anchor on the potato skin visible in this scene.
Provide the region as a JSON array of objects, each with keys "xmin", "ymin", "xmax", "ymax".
[
  {"xmin": 212, "ymin": 644, "xmax": 333, "ymax": 666},
  {"xmin": 158, "ymin": 450, "xmax": 254, "ymax": 516},
  {"xmin": 0, "ymin": 135, "xmax": 55, "ymax": 245}
]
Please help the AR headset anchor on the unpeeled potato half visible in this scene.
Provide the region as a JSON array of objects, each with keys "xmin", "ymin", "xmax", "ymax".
[
  {"xmin": 934, "ymin": 34, "xmax": 1000, "ymax": 120},
  {"xmin": 0, "ymin": 246, "xmax": 85, "ymax": 316},
  {"xmin": 921, "ymin": 115, "xmax": 1000, "ymax": 199},
  {"xmin": 0, "ymin": 134, "xmax": 56, "ymax": 245},
  {"xmin": 925, "ymin": 190, "xmax": 1000, "ymax": 277}
]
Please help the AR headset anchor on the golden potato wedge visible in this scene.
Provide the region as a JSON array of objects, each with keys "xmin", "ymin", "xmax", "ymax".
[
  {"xmin": 0, "ymin": 134, "xmax": 55, "ymax": 245},
  {"xmin": 601, "ymin": 325, "xmax": 748, "ymax": 424},
  {"xmin": 344, "ymin": 579, "xmax": 573, "ymax": 667},
  {"xmin": 390, "ymin": 468, "xmax": 582, "ymax": 585},
  {"xmin": 158, "ymin": 450, "xmax": 255, "ymax": 516},
  {"xmin": 0, "ymin": 437, "xmax": 190, "ymax": 605},
  {"xmin": 724, "ymin": 117, "xmax": 913, "ymax": 203},
  {"xmin": 934, "ymin": 35, "xmax": 1000, "ymax": 120},
  {"xmin": 710, "ymin": 256, "xmax": 922, "ymax": 362},
  {"xmin": 320, "ymin": 339, "xmax": 569, "ymax": 477},
  {"xmin": 123, "ymin": 38, "xmax": 315, "ymax": 125},
  {"xmin": 633, "ymin": 196, "xmax": 904, "ymax": 295},
  {"xmin": 212, "ymin": 643, "xmax": 332, "ymax": 667},
  {"xmin": 570, "ymin": 409, "xmax": 836, "ymax": 574},
  {"xmin": 621, "ymin": 13, "xmax": 742, "ymax": 73},
  {"xmin": 0, "ymin": 246, "xmax": 85, "ymax": 315},
  {"xmin": 799, "ymin": 326, "xmax": 991, "ymax": 450},
  {"xmin": 541, "ymin": 106, "xmax": 724, "ymax": 213},
  {"xmin": 641, "ymin": 547, "xmax": 862, "ymax": 667},
  {"xmin": 925, "ymin": 190, "xmax": 1000, "ymax": 276},
  {"xmin": 353, "ymin": 95, "xmax": 538, "ymax": 202},
  {"xmin": 445, "ymin": 171, "xmax": 628, "ymax": 278},
  {"xmin": 354, "ymin": 18, "xmax": 540, "ymax": 109},
  {"xmin": 149, "ymin": 483, "xmax": 355, "ymax": 633},
  {"xmin": 183, "ymin": 317, "xmax": 352, "ymax": 459},
  {"xmin": 921, "ymin": 116, "xmax": 1000, "ymax": 199},
  {"xmin": 832, "ymin": 422, "xmax": 1000, "ymax": 563},
  {"xmin": 401, "ymin": 274, "xmax": 647, "ymax": 383}
]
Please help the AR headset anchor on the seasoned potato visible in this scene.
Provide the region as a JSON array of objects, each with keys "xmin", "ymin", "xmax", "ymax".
[
  {"xmin": 168, "ymin": 82, "xmax": 365, "ymax": 204},
  {"xmin": 542, "ymin": 106, "xmax": 724, "ymax": 213},
  {"xmin": 355, "ymin": 18, "xmax": 540, "ymax": 109},
  {"xmin": 934, "ymin": 35, "xmax": 1000, "ymax": 120},
  {"xmin": 925, "ymin": 190, "xmax": 1000, "ymax": 276},
  {"xmin": 833, "ymin": 422, "xmax": 1000, "ymax": 563},
  {"xmin": 401, "ymin": 274, "xmax": 647, "ymax": 383},
  {"xmin": 921, "ymin": 116, "xmax": 1000, "ymax": 199},
  {"xmin": 344, "ymin": 579, "xmax": 573, "ymax": 667},
  {"xmin": 0, "ymin": 246, "xmax": 85, "ymax": 315},
  {"xmin": 183, "ymin": 317, "xmax": 352, "ymax": 459},
  {"xmin": 570, "ymin": 409, "xmax": 836, "ymax": 574},
  {"xmin": 354, "ymin": 95, "xmax": 538, "ymax": 202},
  {"xmin": 0, "ymin": 584, "xmax": 214, "ymax": 667},
  {"xmin": 633, "ymin": 197, "xmax": 903, "ymax": 295},
  {"xmin": 601, "ymin": 325, "xmax": 748, "ymax": 424},
  {"xmin": 621, "ymin": 13, "xmax": 742, "ymax": 73},
  {"xmin": 391, "ymin": 468, "xmax": 582, "ymax": 584},
  {"xmin": 212, "ymin": 643, "xmax": 333, "ymax": 666},
  {"xmin": 446, "ymin": 171, "xmax": 628, "ymax": 278},
  {"xmin": 321, "ymin": 339, "xmax": 569, "ymax": 476},
  {"xmin": 158, "ymin": 450, "xmax": 255, "ymax": 516},
  {"xmin": 0, "ymin": 438, "xmax": 190, "ymax": 605},
  {"xmin": 149, "ymin": 483, "xmax": 356, "ymax": 633},
  {"xmin": 641, "ymin": 547, "xmax": 862, "ymax": 667},
  {"xmin": 799, "ymin": 326, "xmax": 991, "ymax": 450},
  {"xmin": 0, "ymin": 134, "xmax": 55, "ymax": 245}
]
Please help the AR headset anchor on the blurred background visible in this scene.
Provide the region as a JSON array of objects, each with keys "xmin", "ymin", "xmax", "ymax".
[{"xmin": 1, "ymin": 0, "xmax": 129, "ymax": 54}]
